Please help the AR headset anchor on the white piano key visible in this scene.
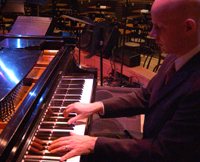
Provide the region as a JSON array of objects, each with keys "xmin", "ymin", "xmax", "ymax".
[
  {"xmin": 42, "ymin": 121, "xmax": 68, "ymax": 124},
  {"xmin": 80, "ymin": 79, "xmax": 93, "ymax": 103},
  {"xmin": 24, "ymin": 155, "xmax": 60, "ymax": 160},
  {"xmin": 24, "ymin": 155, "xmax": 81, "ymax": 162},
  {"xmin": 67, "ymin": 156, "xmax": 81, "ymax": 162},
  {"xmin": 72, "ymin": 119, "xmax": 87, "ymax": 135},
  {"xmin": 38, "ymin": 129, "xmax": 71, "ymax": 132}
]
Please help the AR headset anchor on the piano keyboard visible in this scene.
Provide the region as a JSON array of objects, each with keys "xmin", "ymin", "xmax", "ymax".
[{"xmin": 22, "ymin": 76, "xmax": 94, "ymax": 162}]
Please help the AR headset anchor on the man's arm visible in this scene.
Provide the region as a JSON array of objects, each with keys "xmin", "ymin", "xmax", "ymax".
[
  {"xmin": 94, "ymin": 79, "xmax": 200, "ymax": 162},
  {"xmin": 100, "ymin": 81, "xmax": 153, "ymax": 118}
]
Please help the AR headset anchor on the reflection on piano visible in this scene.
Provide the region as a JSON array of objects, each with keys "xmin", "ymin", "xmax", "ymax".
[{"xmin": 0, "ymin": 34, "xmax": 97, "ymax": 162}]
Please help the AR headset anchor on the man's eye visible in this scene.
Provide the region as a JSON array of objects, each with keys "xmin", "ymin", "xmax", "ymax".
[{"xmin": 155, "ymin": 25, "xmax": 163, "ymax": 30}]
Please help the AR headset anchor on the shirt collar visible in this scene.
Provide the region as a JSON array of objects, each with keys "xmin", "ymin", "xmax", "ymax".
[{"xmin": 175, "ymin": 44, "xmax": 200, "ymax": 71}]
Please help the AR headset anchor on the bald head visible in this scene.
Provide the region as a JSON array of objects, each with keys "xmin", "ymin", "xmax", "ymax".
[
  {"xmin": 152, "ymin": 0, "xmax": 200, "ymax": 23},
  {"xmin": 150, "ymin": 0, "xmax": 200, "ymax": 56}
]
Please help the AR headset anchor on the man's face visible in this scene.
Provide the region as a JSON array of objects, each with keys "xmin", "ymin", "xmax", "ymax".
[{"xmin": 149, "ymin": 3, "xmax": 185, "ymax": 55}]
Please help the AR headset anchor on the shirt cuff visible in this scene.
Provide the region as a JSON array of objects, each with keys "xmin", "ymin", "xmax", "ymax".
[{"xmin": 98, "ymin": 101, "xmax": 105, "ymax": 115}]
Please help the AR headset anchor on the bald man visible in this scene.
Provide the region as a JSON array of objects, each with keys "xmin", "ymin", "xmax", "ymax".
[{"xmin": 48, "ymin": 0, "xmax": 200, "ymax": 161}]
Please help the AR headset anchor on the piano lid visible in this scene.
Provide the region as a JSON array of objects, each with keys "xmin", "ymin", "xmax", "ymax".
[
  {"xmin": 0, "ymin": 38, "xmax": 45, "ymax": 49},
  {"xmin": 0, "ymin": 48, "xmax": 42, "ymax": 101}
]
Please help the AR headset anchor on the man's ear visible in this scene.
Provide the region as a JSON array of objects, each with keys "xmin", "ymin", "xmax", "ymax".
[{"xmin": 184, "ymin": 18, "xmax": 196, "ymax": 34}]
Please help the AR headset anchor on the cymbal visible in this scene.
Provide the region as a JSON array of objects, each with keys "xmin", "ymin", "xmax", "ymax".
[{"xmin": 61, "ymin": 15, "xmax": 95, "ymax": 25}]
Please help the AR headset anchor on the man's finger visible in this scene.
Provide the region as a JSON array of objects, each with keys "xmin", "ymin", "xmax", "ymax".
[
  {"xmin": 49, "ymin": 145, "xmax": 67, "ymax": 153},
  {"xmin": 67, "ymin": 115, "xmax": 81, "ymax": 125},
  {"xmin": 60, "ymin": 150, "xmax": 77, "ymax": 162}
]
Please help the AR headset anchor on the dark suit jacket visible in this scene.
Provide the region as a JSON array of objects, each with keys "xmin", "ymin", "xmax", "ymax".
[{"xmin": 94, "ymin": 52, "xmax": 200, "ymax": 162}]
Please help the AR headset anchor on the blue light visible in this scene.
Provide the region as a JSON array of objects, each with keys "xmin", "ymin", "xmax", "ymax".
[
  {"xmin": 29, "ymin": 91, "xmax": 36, "ymax": 97},
  {"xmin": 0, "ymin": 60, "xmax": 19, "ymax": 84},
  {"xmin": 0, "ymin": 71, "xmax": 6, "ymax": 80},
  {"xmin": 17, "ymin": 39, "xmax": 21, "ymax": 48}
]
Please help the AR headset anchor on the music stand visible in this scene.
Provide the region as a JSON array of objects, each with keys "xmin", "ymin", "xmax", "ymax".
[
  {"xmin": 85, "ymin": 21, "xmax": 105, "ymax": 86},
  {"xmin": 61, "ymin": 15, "xmax": 95, "ymax": 64},
  {"xmin": 26, "ymin": 0, "xmax": 47, "ymax": 16},
  {"xmin": 9, "ymin": 16, "xmax": 53, "ymax": 36},
  {"xmin": 26, "ymin": 0, "xmax": 47, "ymax": 6},
  {"xmin": 85, "ymin": 22, "xmax": 120, "ymax": 86}
]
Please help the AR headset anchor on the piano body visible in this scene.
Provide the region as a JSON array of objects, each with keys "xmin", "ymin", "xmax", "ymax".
[{"xmin": 0, "ymin": 34, "xmax": 97, "ymax": 162}]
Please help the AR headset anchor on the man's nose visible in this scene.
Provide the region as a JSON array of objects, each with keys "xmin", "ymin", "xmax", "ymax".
[{"xmin": 149, "ymin": 27, "xmax": 157, "ymax": 38}]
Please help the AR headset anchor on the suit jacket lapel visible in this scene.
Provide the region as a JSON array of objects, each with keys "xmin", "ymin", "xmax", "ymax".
[{"xmin": 149, "ymin": 52, "xmax": 200, "ymax": 108}]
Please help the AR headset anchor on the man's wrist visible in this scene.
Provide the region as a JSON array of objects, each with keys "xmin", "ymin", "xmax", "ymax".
[
  {"xmin": 89, "ymin": 136, "xmax": 98, "ymax": 153},
  {"xmin": 96, "ymin": 101, "xmax": 105, "ymax": 115}
]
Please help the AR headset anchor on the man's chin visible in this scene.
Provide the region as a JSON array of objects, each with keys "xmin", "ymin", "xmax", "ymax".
[{"xmin": 160, "ymin": 46, "xmax": 167, "ymax": 53}]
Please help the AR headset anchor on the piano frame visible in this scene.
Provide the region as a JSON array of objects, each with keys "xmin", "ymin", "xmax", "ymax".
[{"xmin": 0, "ymin": 43, "xmax": 97, "ymax": 162}]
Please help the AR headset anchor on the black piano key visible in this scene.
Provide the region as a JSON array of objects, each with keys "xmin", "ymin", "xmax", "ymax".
[
  {"xmin": 58, "ymin": 84, "xmax": 70, "ymax": 88},
  {"xmin": 68, "ymin": 113, "xmax": 76, "ymax": 117},
  {"xmin": 60, "ymin": 80, "xmax": 71, "ymax": 84},
  {"xmin": 60, "ymin": 108, "xmax": 65, "ymax": 113},
  {"xmin": 59, "ymin": 84, "xmax": 83, "ymax": 89},
  {"xmin": 39, "ymin": 125, "xmax": 64, "ymax": 129},
  {"xmin": 62, "ymin": 101, "xmax": 76, "ymax": 107},
  {"xmin": 49, "ymin": 108, "xmax": 62, "ymax": 112},
  {"xmin": 71, "ymin": 80, "xmax": 85, "ymax": 84},
  {"xmin": 43, "ymin": 115, "xmax": 63, "ymax": 121},
  {"xmin": 34, "ymin": 135, "xmax": 61, "ymax": 141},
  {"xmin": 43, "ymin": 117, "xmax": 55, "ymax": 122},
  {"xmin": 23, "ymin": 160, "xmax": 59, "ymax": 162},
  {"xmin": 40, "ymin": 123, "xmax": 74, "ymax": 130},
  {"xmin": 33, "ymin": 135, "xmax": 59, "ymax": 141},
  {"xmin": 49, "ymin": 114, "xmax": 61, "ymax": 117},
  {"xmin": 65, "ymin": 96, "xmax": 81, "ymax": 100},
  {"xmin": 55, "ymin": 89, "xmax": 68, "ymax": 94},
  {"xmin": 52, "ymin": 95, "xmax": 65, "ymax": 99},
  {"xmin": 43, "ymin": 117, "xmax": 72, "ymax": 122},
  {"xmin": 27, "ymin": 150, "xmax": 66, "ymax": 157},
  {"xmin": 67, "ymin": 89, "xmax": 82, "ymax": 94},
  {"xmin": 34, "ymin": 134, "xmax": 70, "ymax": 141},
  {"xmin": 35, "ymin": 131, "xmax": 70, "ymax": 138},
  {"xmin": 71, "ymin": 84, "xmax": 84, "ymax": 88},
  {"xmin": 34, "ymin": 134, "xmax": 68, "ymax": 142},
  {"xmin": 49, "ymin": 101, "xmax": 63, "ymax": 106},
  {"xmin": 41, "ymin": 123, "xmax": 75, "ymax": 126},
  {"xmin": 46, "ymin": 112, "xmax": 64, "ymax": 117},
  {"xmin": 49, "ymin": 108, "xmax": 59, "ymax": 112}
]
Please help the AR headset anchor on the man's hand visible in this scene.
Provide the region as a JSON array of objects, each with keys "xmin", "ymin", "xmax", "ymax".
[
  {"xmin": 63, "ymin": 101, "xmax": 104, "ymax": 124},
  {"xmin": 48, "ymin": 132, "xmax": 98, "ymax": 161}
]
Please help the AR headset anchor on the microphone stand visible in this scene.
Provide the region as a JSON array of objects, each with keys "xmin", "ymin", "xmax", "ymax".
[
  {"xmin": 78, "ymin": 22, "xmax": 81, "ymax": 64},
  {"xmin": 120, "ymin": 0, "xmax": 128, "ymax": 86},
  {"xmin": 84, "ymin": 22, "xmax": 105, "ymax": 86},
  {"xmin": 99, "ymin": 27, "xmax": 104, "ymax": 86}
]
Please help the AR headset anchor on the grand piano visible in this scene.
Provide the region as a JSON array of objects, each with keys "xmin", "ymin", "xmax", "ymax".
[{"xmin": 0, "ymin": 32, "xmax": 97, "ymax": 162}]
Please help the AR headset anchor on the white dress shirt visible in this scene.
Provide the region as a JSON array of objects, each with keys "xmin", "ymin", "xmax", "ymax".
[{"xmin": 175, "ymin": 44, "xmax": 200, "ymax": 71}]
